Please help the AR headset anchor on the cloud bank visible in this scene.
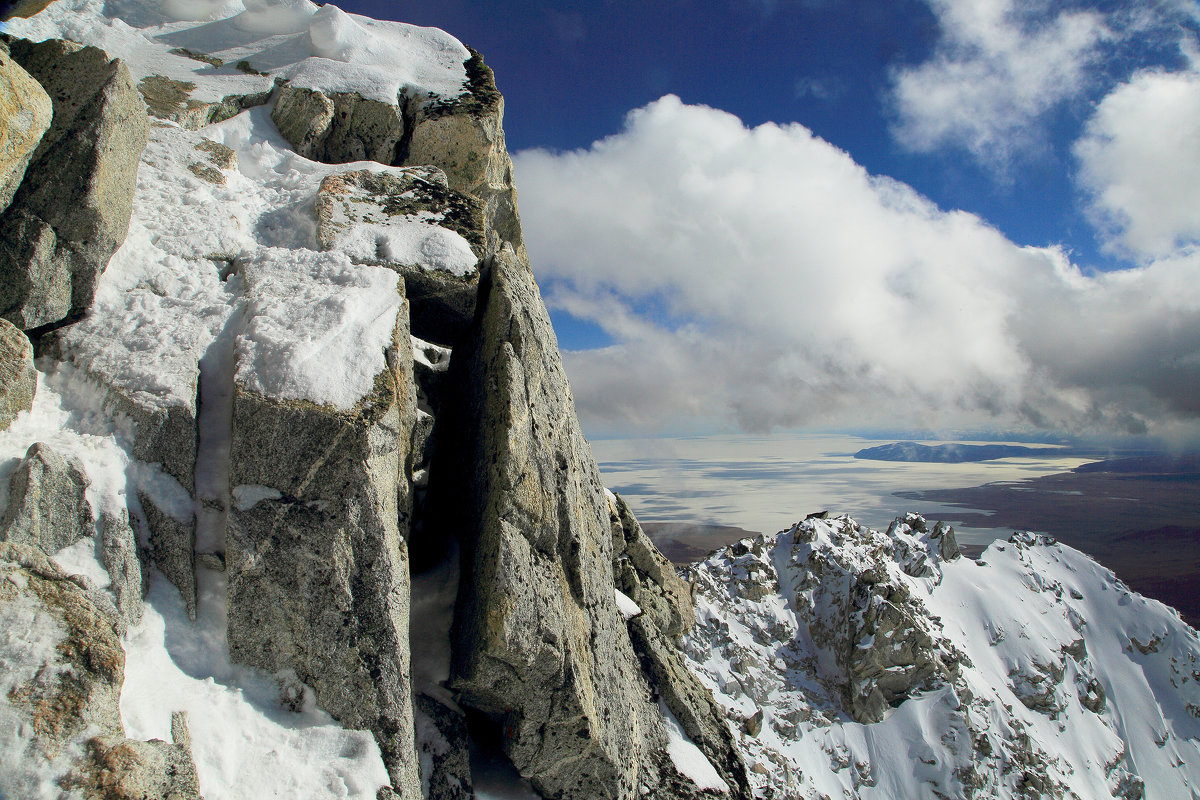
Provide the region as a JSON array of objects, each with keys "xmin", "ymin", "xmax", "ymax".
[
  {"xmin": 513, "ymin": 96, "xmax": 1200, "ymax": 439},
  {"xmin": 1075, "ymin": 66, "xmax": 1200, "ymax": 260}
]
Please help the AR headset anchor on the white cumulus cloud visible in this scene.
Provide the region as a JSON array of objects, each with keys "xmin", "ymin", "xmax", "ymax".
[
  {"xmin": 1074, "ymin": 66, "xmax": 1200, "ymax": 260},
  {"xmin": 513, "ymin": 96, "xmax": 1200, "ymax": 439},
  {"xmin": 888, "ymin": 0, "xmax": 1111, "ymax": 168}
]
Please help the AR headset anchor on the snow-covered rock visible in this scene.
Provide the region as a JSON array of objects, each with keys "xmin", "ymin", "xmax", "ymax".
[{"xmin": 684, "ymin": 513, "xmax": 1200, "ymax": 799}]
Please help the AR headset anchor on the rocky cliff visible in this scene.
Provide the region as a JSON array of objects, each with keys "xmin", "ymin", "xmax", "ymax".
[{"xmin": 0, "ymin": 2, "xmax": 747, "ymax": 798}]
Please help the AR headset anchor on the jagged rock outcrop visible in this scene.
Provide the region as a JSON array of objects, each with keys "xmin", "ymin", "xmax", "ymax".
[
  {"xmin": 0, "ymin": 38, "xmax": 148, "ymax": 330},
  {"xmin": 0, "ymin": 442, "xmax": 93, "ymax": 554},
  {"xmin": 0, "ymin": 44, "xmax": 52, "ymax": 212},
  {"xmin": 609, "ymin": 492, "xmax": 751, "ymax": 797},
  {"xmin": 0, "ymin": 317, "xmax": 35, "ymax": 431},
  {"xmin": 225, "ymin": 290, "xmax": 420, "ymax": 795},
  {"xmin": 0, "ymin": 542, "xmax": 201, "ymax": 800}
]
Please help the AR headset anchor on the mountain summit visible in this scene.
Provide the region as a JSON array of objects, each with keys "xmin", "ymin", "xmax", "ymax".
[{"xmin": 0, "ymin": 3, "xmax": 1196, "ymax": 799}]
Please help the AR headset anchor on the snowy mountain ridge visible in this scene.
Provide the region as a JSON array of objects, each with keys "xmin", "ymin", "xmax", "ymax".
[
  {"xmin": 0, "ymin": 2, "xmax": 1196, "ymax": 799},
  {"xmin": 683, "ymin": 513, "xmax": 1200, "ymax": 799}
]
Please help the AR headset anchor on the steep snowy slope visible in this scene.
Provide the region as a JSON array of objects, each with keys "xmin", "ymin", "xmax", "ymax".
[{"xmin": 683, "ymin": 513, "xmax": 1200, "ymax": 799}]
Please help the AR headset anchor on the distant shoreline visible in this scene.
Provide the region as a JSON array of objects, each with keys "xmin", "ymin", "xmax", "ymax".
[{"xmin": 896, "ymin": 459, "xmax": 1200, "ymax": 628}]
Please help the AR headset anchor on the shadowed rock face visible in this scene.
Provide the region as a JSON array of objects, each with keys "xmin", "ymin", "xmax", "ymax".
[{"xmin": 0, "ymin": 38, "xmax": 148, "ymax": 330}]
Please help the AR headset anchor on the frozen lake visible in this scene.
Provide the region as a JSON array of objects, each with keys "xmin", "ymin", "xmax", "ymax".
[{"xmin": 589, "ymin": 433, "xmax": 1094, "ymax": 549}]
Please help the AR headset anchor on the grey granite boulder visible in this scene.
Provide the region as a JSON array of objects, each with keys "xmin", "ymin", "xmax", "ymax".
[
  {"xmin": 1, "ymin": 38, "xmax": 148, "ymax": 330},
  {"xmin": 0, "ymin": 46, "xmax": 52, "ymax": 213},
  {"xmin": 405, "ymin": 49, "xmax": 523, "ymax": 257},
  {"xmin": 0, "ymin": 317, "xmax": 35, "ymax": 431},
  {"xmin": 272, "ymin": 84, "xmax": 405, "ymax": 165},
  {"xmin": 225, "ymin": 306, "xmax": 421, "ymax": 796},
  {"xmin": 0, "ymin": 441, "xmax": 93, "ymax": 554}
]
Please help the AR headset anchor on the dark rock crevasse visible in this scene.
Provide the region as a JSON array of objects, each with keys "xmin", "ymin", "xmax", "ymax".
[
  {"xmin": 0, "ymin": 38, "xmax": 148, "ymax": 330},
  {"xmin": 431, "ymin": 245, "xmax": 731, "ymax": 800}
]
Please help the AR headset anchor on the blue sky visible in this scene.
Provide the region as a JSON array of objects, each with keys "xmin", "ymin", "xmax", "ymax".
[{"xmin": 340, "ymin": 0, "xmax": 1200, "ymax": 442}]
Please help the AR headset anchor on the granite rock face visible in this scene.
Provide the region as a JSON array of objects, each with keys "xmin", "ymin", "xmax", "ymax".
[
  {"xmin": 0, "ymin": 45, "xmax": 52, "ymax": 213},
  {"xmin": 405, "ymin": 50, "xmax": 523, "ymax": 257},
  {"xmin": 315, "ymin": 167, "xmax": 484, "ymax": 344},
  {"xmin": 434, "ymin": 245, "xmax": 727, "ymax": 799},
  {"xmin": 0, "ymin": 38, "xmax": 148, "ymax": 330},
  {"xmin": 0, "ymin": 317, "xmax": 35, "ymax": 431},
  {"xmin": 0, "ymin": 442, "xmax": 93, "ymax": 555},
  {"xmin": 225, "ymin": 305, "xmax": 420, "ymax": 795}
]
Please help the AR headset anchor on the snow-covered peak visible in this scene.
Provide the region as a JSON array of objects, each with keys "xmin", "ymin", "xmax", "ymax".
[
  {"xmin": 684, "ymin": 513, "xmax": 1200, "ymax": 799},
  {"xmin": 6, "ymin": 0, "xmax": 470, "ymax": 104}
]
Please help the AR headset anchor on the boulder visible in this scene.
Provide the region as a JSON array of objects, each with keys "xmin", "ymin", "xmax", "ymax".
[
  {"xmin": 1, "ymin": 38, "xmax": 148, "ymax": 330},
  {"xmin": 272, "ymin": 84, "xmax": 405, "ymax": 165},
  {"xmin": 0, "ymin": 441, "xmax": 93, "ymax": 554},
  {"xmin": 0, "ymin": 317, "xmax": 35, "ymax": 431},
  {"xmin": 0, "ymin": 541, "xmax": 200, "ymax": 800},
  {"xmin": 225, "ymin": 297, "xmax": 421, "ymax": 795},
  {"xmin": 315, "ymin": 167, "xmax": 483, "ymax": 344},
  {"xmin": 404, "ymin": 49, "xmax": 523, "ymax": 256},
  {"xmin": 436, "ymin": 245, "xmax": 701, "ymax": 799},
  {"xmin": 0, "ymin": 46, "xmax": 52, "ymax": 213}
]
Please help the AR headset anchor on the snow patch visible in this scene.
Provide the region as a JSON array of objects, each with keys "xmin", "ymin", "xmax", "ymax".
[
  {"xmin": 615, "ymin": 588, "xmax": 642, "ymax": 620},
  {"xmin": 231, "ymin": 484, "xmax": 281, "ymax": 511},
  {"xmin": 659, "ymin": 701, "xmax": 728, "ymax": 793}
]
